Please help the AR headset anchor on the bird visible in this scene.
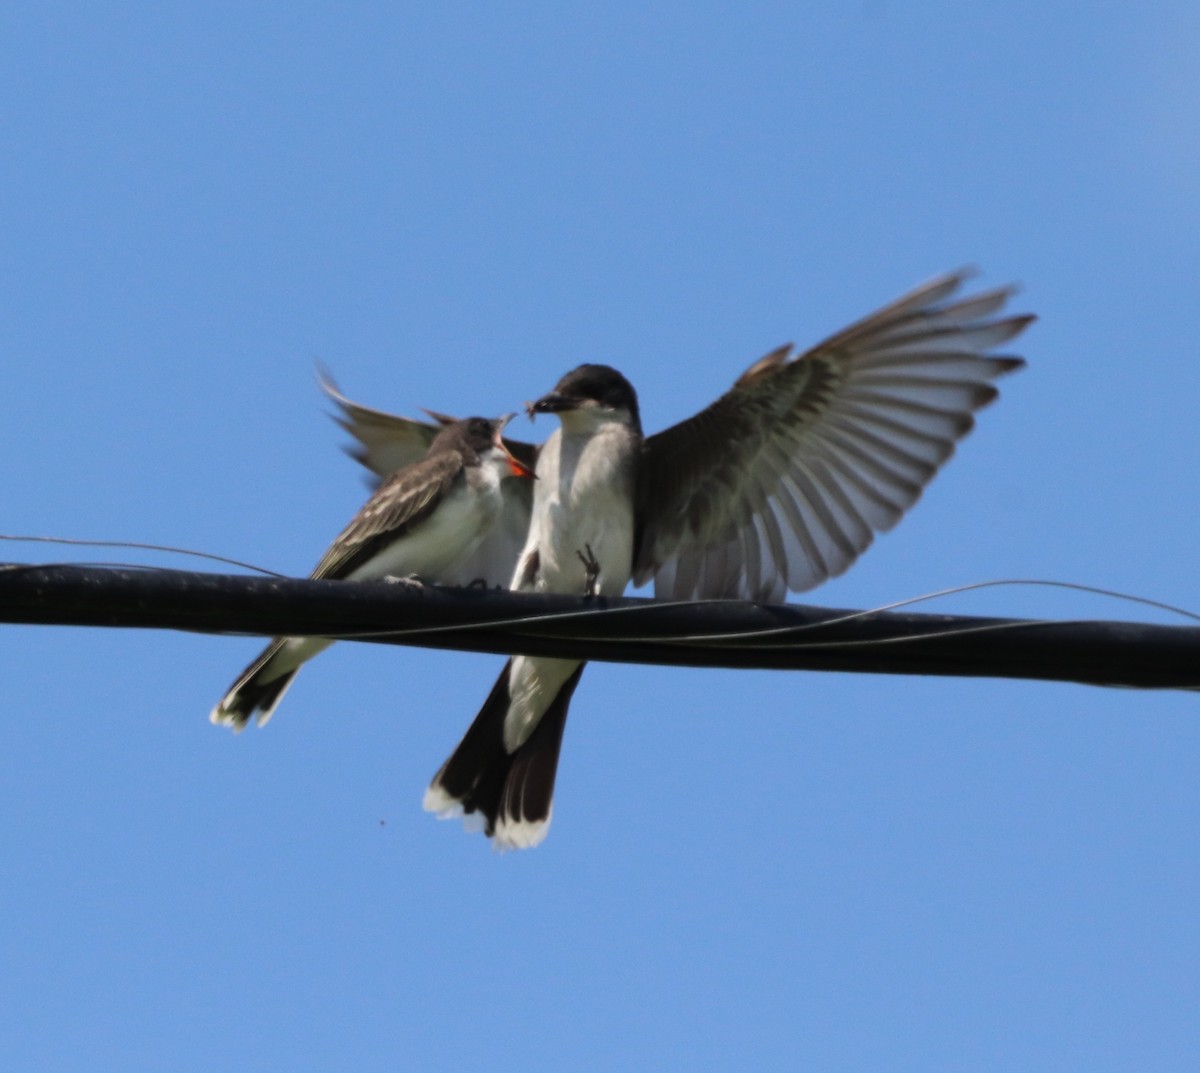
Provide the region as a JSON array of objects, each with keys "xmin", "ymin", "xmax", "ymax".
[
  {"xmin": 329, "ymin": 269, "xmax": 1034, "ymax": 849},
  {"xmin": 318, "ymin": 369, "xmax": 537, "ymax": 591},
  {"xmin": 421, "ymin": 364, "xmax": 639, "ymax": 848},
  {"xmin": 210, "ymin": 415, "xmax": 535, "ymax": 730}
]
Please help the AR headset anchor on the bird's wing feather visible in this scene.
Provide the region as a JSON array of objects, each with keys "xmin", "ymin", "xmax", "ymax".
[
  {"xmin": 635, "ymin": 269, "xmax": 1034, "ymax": 603},
  {"xmin": 318, "ymin": 367, "xmax": 447, "ymax": 485},
  {"xmin": 310, "ymin": 450, "xmax": 464, "ymax": 580},
  {"xmin": 318, "ymin": 367, "xmax": 539, "ymax": 484}
]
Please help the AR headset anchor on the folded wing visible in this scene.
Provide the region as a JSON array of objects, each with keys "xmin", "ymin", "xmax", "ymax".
[
  {"xmin": 309, "ymin": 451, "xmax": 465, "ymax": 580},
  {"xmin": 634, "ymin": 269, "xmax": 1034, "ymax": 603}
]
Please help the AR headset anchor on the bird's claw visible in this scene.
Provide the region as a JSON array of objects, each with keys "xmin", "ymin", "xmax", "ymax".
[
  {"xmin": 576, "ymin": 544, "xmax": 600, "ymax": 597},
  {"xmin": 384, "ymin": 573, "xmax": 425, "ymax": 589}
]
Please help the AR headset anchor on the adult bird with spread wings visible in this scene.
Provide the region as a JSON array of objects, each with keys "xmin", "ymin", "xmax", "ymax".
[{"xmin": 321, "ymin": 269, "xmax": 1033, "ymax": 848}]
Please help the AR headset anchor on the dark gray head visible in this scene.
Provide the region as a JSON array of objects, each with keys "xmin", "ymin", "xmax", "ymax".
[
  {"xmin": 428, "ymin": 416, "xmax": 495, "ymax": 459},
  {"xmin": 527, "ymin": 364, "xmax": 641, "ymax": 431},
  {"xmin": 429, "ymin": 416, "xmax": 534, "ymax": 478}
]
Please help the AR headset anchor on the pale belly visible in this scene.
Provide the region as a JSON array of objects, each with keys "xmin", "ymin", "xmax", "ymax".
[
  {"xmin": 538, "ymin": 494, "xmax": 634, "ymax": 597},
  {"xmin": 529, "ymin": 425, "xmax": 636, "ymax": 599},
  {"xmin": 504, "ymin": 420, "xmax": 638, "ymax": 750},
  {"xmin": 345, "ymin": 481, "xmax": 500, "ymax": 583},
  {"xmin": 503, "ymin": 422, "xmax": 636, "ymax": 749}
]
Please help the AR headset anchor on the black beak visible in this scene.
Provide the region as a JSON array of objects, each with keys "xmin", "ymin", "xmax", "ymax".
[{"xmin": 526, "ymin": 392, "xmax": 578, "ymax": 418}]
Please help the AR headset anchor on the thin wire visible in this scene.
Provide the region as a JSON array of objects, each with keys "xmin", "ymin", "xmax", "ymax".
[
  {"xmin": 609, "ymin": 579, "xmax": 1200, "ymax": 646},
  {"xmin": 0, "ymin": 534, "xmax": 285, "ymax": 577},
  {"xmin": 673, "ymin": 618, "xmax": 1086, "ymax": 651},
  {"xmin": 255, "ymin": 596, "xmax": 716, "ymax": 643},
  {"xmin": 858, "ymin": 579, "xmax": 1200, "ymax": 625},
  {"xmin": 293, "ymin": 579, "xmax": 1200, "ymax": 652}
]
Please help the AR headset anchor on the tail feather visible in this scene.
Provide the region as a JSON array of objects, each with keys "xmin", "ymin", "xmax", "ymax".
[
  {"xmin": 425, "ymin": 660, "xmax": 586, "ymax": 849},
  {"xmin": 210, "ymin": 639, "xmax": 312, "ymax": 730},
  {"xmin": 494, "ymin": 694, "xmax": 574, "ymax": 849}
]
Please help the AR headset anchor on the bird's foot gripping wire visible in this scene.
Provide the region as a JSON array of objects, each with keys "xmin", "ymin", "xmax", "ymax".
[
  {"xmin": 576, "ymin": 544, "xmax": 600, "ymax": 597},
  {"xmin": 383, "ymin": 573, "xmax": 426, "ymax": 589}
]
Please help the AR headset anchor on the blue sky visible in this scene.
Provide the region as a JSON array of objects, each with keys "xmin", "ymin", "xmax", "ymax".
[{"xmin": 3, "ymin": 3, "xmax": 1199, "ymax": 1070}]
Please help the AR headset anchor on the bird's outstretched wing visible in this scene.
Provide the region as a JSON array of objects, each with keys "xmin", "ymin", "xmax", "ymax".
[
  {"xmin": 634, "ymin": 269, "xmax": 1033, "ymax": 603},
  {"xmin": 317, "ymin": 367, "xmax": 537, "ymax": 587}
]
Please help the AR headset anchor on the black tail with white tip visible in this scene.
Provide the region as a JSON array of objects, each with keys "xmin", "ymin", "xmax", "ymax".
[{"xmin": 424, "ymin": 660, "xmax": 586, "ymax": 850}]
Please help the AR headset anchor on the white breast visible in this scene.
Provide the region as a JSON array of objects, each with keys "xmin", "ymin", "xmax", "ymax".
[
  {"xmin": 519, "ymin": 421, "xmax": 637, "ymax": 598},
  {"xmin": 347, "ymin": 464, "xmax": 504, "ymax": 584}
]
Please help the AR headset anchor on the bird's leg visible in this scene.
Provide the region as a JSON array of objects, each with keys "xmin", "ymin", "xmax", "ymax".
[
  {"xmin": 383, "ymin": 573, "xmax": 425, "ymax": 589},
  {"xmin": 576, "ymin": 544, "xmax": 600, "ymax": 597}
]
